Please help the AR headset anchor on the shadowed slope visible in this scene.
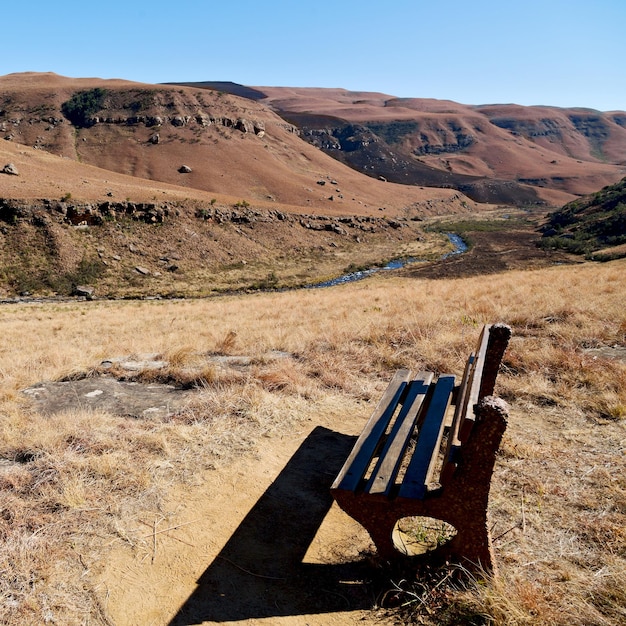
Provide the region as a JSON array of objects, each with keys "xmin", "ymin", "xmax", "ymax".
[{"xmin": 248, "ymin": 86, "xmax": 626, "ymax": 203}]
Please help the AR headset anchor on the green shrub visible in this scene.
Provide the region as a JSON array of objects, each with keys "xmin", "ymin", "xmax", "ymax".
[{"xmin": 61, "ymin": 88, "xmax": 108, "ymax": 127}]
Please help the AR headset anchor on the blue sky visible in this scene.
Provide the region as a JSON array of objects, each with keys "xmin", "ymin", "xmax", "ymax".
[{"xmin": 3, "ymin": 0, "xmax": 625, "ymax": 110}]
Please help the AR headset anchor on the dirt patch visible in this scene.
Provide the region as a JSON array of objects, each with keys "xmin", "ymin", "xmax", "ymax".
[
  {"xmin": 401, "ymin": 227, "xmax": 579, "ymax": 279},
  {"xmin": 91, "ymin": 425, "xmax": 391, "ymax": 625}
]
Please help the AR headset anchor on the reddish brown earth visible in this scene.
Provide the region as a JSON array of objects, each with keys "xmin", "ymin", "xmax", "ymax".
[
  {"xmin": 0, "ymin": 73, "xmax": 468, "ymax": 217},
  {"xmin": 252, "ymin": 86, "xmax": 626, "ymax": 201}
]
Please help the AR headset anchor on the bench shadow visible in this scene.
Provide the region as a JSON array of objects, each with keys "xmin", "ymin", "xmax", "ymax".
[{"xmin": 168, "ymin": 426, "xmax": 374, "ymax": 624}]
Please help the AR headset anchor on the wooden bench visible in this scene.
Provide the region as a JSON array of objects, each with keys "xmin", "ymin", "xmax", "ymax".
[{"xmin": 331, "ymin": 323, "xmax": 511, "ymax": 572}]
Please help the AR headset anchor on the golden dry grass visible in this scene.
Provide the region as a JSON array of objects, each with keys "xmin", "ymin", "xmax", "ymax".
[{"xmin": 0, "ymin": 258, "xmax": 625, "ymax": 624}]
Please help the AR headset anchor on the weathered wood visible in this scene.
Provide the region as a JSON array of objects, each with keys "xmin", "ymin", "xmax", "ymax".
[
  {"xmin": 458, "ymin": 325, "xmax": 490, "ymax": 443},
  {"xmin": 440, "ymin": 354, "xmax": 474, "ymax": 476},
  {"xmin": 398, "ymin": 374, "xmax": 455, "ymax": 499},
  {"xmin": 331, "ymin": 369, "xmax": 411, "ymax": 493},
  {"xmin": 331, "ymin": 324, "xmax": 511, "ymax": 572},
  {"xmin": 366, "ymin": 373, "xmax": 434, "ymax": 498}
]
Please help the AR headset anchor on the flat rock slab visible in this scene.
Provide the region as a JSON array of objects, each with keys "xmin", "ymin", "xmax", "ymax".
[
  {"xmin": 23, "ymin": 377, "xmax": 196, "ymax": 419},
  {"xmin": 584, "ymin": 345, "xmax": 626, "ymax": 363},
  {"xmin": 22, "ymin": 351, "xmax": 292, "ymax": 419}
]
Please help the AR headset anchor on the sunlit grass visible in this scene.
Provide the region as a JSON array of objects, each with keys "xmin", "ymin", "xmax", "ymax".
[{"xmin": 0, "ymin": 258, "xmax": 624, "ymax": 624}]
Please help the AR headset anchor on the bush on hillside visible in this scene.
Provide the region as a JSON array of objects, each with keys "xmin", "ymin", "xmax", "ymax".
[
  {"xmin": 539, "ymin": 177, "xmax": 626, "ymax": 258},
  {"xmin": 61, "ymin": 88, "xmax": 108, "ymax": 127}
]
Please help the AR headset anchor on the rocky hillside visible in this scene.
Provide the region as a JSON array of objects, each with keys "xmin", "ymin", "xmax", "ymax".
[
  {"xmin": 0, "ymin": 195, "xmax": 448, "ymax": 300},
  {"xmin": 201, "ymin": 85, "xmax": 626, "ymax": 205},
  {"xmin": 0, "ymin": 73, "xmax": 468, "ymax": 216},
  {"xmin": 539, "ymin": 176, "xmax": 626, "ymax": 259}
]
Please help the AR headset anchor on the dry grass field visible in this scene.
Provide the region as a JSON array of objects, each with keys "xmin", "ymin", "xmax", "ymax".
[{"xmin": 0, "ymin": 258, "xmax": 625, "ymax": 625}]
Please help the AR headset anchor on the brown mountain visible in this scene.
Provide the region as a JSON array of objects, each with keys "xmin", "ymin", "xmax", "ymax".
[
  {"xmin": 0, "ymin": 73, "xmax": 467, "ymax": 215},
  {"xmin": 230, "ymin": 86, "xmax": 626, "ymax": 204}
]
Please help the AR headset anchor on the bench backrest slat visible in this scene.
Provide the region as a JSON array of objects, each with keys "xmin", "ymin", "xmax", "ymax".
[
  {"xmin": 331, "ymin": 369, "xmax": 412, "ymax": 493},
  {"xmin": 398, "ymin": 374, "xmax": 455, "ymax": 499},
  {"xmin": 458, "ymin": 324, "xmax": 491, "ymax": 442},
  {"xmin": 446, "ymin": 352, "xmax": 475, "ymax": 451},
  {"xmin": 438, "ymin": 326, "xmax": 491, "ymax": 485},
  {"xmin": 440, "ymin": 323, "xmax": 511, "ymax": 486},
  {"xmin": 366, "ymin": 373, "xmax": 434, "ymax": 497}
]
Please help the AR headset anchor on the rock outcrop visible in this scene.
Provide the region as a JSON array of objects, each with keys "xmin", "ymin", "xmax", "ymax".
[
  {"xmin": 1, "ymin": 163, "xmax": 19, "ymax": 175},
  {"xmin": 80, "ymin": 112, "xmax": 267, "ymax": 136},
  {"xmin": 0, "ymin": 198, "xmax": 412, "ymax": 236},
  {"xmin": 0, "ymin": 198, "xmax": 171, "ymax": 225}
]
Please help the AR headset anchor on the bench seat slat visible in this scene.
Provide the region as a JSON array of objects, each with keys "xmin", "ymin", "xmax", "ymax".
[
  {"xmin": 398, "ymin": 374, "xmax": 456, "ymax": 500},
  {"xmin": 366, "ymin": 372, "xmax": 434, "ymax": 498},
  {"xmin": 331, "ymin": 369, "xmax": 412, "ymax": 493}
]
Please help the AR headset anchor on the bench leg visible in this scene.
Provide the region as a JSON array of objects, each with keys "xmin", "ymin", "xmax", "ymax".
[
  {"xmin": 365, "ymin": 522, "xmax": 401, "ymax": 561},
  {"xmin": 337, "ymin": 499, "xmax": 497, "ymax": 571},
  {"xmin": 430, "ymin": 396, "xmax": 508, "ymax": 573},
  {"xmin": 332, "ymin": 496, "xmax": 403, "ymax": 562},
  {"xmin": 436, "ymin": 511, "xmax": 495, "ymax": 573}
]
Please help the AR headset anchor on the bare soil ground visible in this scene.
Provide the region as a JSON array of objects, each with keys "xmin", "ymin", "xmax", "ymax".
[
  {"xmin": 402, "ymin": 228, "xmax": 579, "ymax": 280},
  {"xmin": 94, "ymin": 418, "xmax": 383, "ymax": 626}
]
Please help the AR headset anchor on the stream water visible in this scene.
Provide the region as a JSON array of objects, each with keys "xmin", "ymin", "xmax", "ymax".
[
  {"xmin": 0, "ymin": 235, "xmax": 469, "ymax": 304},
  {"xmin": 310, "ymin": 233, "xmax": 468, "ymax": 289}
]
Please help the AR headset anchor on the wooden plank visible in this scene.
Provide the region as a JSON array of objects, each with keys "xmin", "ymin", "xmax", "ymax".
[
  {"xmin": 331, "ymin": 369, "xmax": 412, "ymax": 493},
  {"xmin": 440, "ymin": 353, "xmax": 475, "ymax": 485},
  {"xmin": 365, "ymin": 372, "xmax": 434, "ymax": 497},
  {"xmin": 449, "ymin": 353, "xmax": 475, "ymax": 447},
  {"xmin": 458, "ymin": 325, "xmax": 491, "ymax": 442},
  {"xmin": 398, "ymin": 374, "xmax": 455, "ymax": 500}
]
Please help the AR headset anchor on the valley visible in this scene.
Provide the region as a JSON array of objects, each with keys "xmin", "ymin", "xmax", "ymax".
[{"xmin": 0, "ymin": 72, "xmax": 624, "ymax": 626}]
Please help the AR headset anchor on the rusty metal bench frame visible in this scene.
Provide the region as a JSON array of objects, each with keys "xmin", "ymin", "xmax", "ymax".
[{"xmin": 331, "ymin": 323, "xmax": 511, "ymax": 572}]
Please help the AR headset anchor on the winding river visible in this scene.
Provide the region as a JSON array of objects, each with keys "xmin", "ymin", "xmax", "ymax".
[
  {"xmin": 1, "ymin": 235, "xmax": 469, "ymax": 304},
  {"xmin": 310, "ymin": 233, "xmax": 468, "ymax": 289}
]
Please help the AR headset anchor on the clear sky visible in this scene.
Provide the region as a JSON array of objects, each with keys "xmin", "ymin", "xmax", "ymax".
[{"xmin": 2, "ymin": 0, "xmax": 625, "ymax": 111}]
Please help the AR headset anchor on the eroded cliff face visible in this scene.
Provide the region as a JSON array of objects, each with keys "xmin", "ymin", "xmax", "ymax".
[
  {"xmin": 245, "ymin": 86, "xmax": 626, "ymax": 201},
  {"xmin": 476, "ymin": 106, "xmax": 626, "ymax": 163},
  {"xmin": 0, "ymin": 197, "xmax": 437, "ymax": 299},
  {"xmin": 283, "ymin": 109, "xmax": 626, "ymax": 201},
  {"xmin": 0, "ymin": 83, "xmax": 284, "ymax": 159},
  {"xmin": 270, "ymin": 114, "xmax": 542, "ymax": 205}
]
